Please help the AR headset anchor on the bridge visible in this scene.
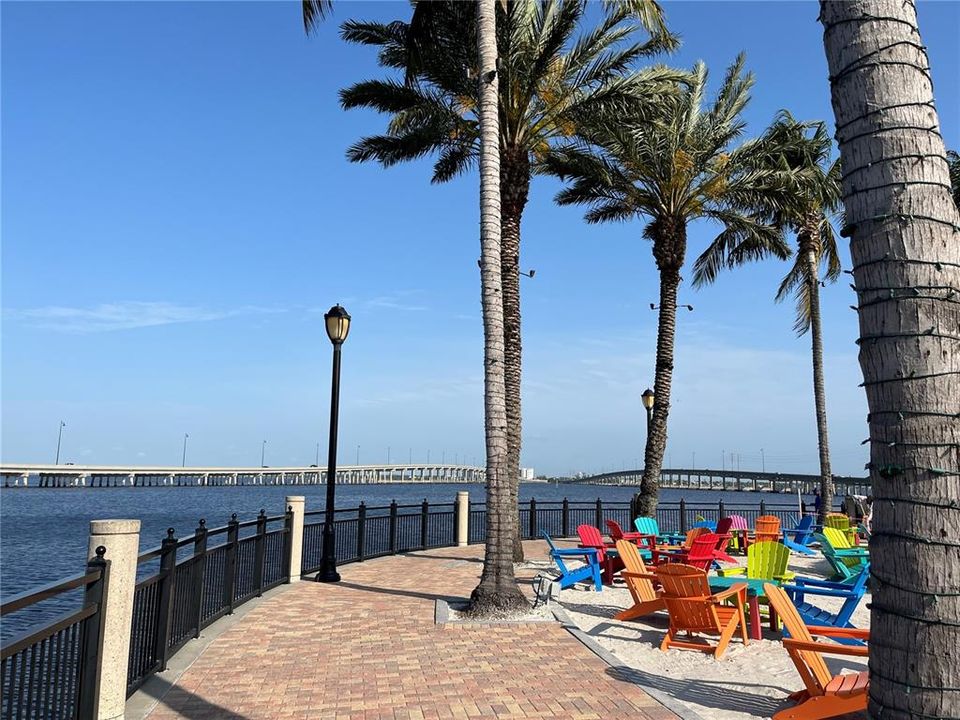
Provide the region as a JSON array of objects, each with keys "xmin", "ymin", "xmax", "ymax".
[
  {"xmin": 574, "ymin": 468, "xmax": 871, "ymax": 496},
  {"xmin": 0, "ymin": 463, "xmax": 485, "ymax": 488}
]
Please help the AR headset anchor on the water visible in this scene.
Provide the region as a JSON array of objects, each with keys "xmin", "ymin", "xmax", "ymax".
[{"xmin": 0, "ymin": 482, "xmax": 812, "ymax": 598}]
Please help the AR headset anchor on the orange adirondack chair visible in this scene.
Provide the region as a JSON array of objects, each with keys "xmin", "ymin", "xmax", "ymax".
[
  {"xmin": 753, "ymin": 515, "xmax": 782, "ymax": 545},
  {"xmin": 764, "ymin": 583, "xmax": 869, "ymax": 720},
  {"xmin": 614, "ymin": 539, "xmax": 665, "ymax": 621},
  {"xmin": 577, "ymin": 524, "xmax": 623, "ymax": 584},
  {"xmin": 654, "ymin": 563, "xmax": 749, "ymax": 659}
]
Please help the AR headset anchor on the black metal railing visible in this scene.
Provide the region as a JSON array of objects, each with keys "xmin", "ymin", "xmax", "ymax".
[
  {"xmin": 125, "ymin": 510, "xmax": 291, "ymax": 696},
  {"xmin": 1, "ymin": 547, "xmax": 109, "ymax": 720}
]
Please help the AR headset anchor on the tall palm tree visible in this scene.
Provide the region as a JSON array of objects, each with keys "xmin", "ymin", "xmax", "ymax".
[
  {"xmin": 339, "ymin": 0, "xmax": 677, "ymax": 559},
  {"xmin": 545, "ymin": 56, "xmax": 801, "ymax": 517},
  {"xmin": 693, "ymin": 113, "xmax": 841, "ymax": 524},
  {"xmin": 820, "ymin": 1, "xmax": 960, "ymax": 715},
  {"xmin": 949, "ymin": 149, "xmax": 960, "ymax": 209}
]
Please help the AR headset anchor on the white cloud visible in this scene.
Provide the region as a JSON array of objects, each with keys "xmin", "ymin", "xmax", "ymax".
[{"xmin": 7, "ymin": 301, "xmax": 284, "ymax": 333}]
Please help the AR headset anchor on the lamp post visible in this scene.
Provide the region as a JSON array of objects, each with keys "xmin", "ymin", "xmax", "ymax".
[
  {"xmin": 640, "ymin": 388, "xmax": 655, "ymax": 431},
  {"xmin": 261, "ymin": 440, "xmax": 267, "ymax": 468},
  {"xmin": 318, "ymin": 304, "xmax": 351, "ymax": 583},
  {"xmin": 55, "ymin": 421, "xmax": 66, "ymax": 465},
  {"xmin": 182, "ymin": 433, "xmax": 189, "ymax": 467},
  {"xmin": 761, "ymin": 448, "xmax": 766, "ymax": 473},
  {"xmin": 316, "ymin": 442, "xmax": 320, "ymax": 466}
]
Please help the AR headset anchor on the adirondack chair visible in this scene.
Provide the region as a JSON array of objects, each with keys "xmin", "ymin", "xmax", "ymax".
[
  {"xmin": 713, "ymin": 517, "xmax": 737, "ymax": 563},
  {"xmin": 815, "ymin": 532, "xmax": 868, "ymax": 583},
  {"xmin": 651, "ymin": 526, "xmax": 711, "ymax": 564},
  {"xmin": 634, "ymin": 516, "xmax": 684, "ymax": 544},
  {"xmin": 781, "ymin": 564, "xmax": 870, "ymax": 646},
  {"xmin": 658, "ymin": 533, "xmax": 724, "ymax": 570},
  {"xmin": 654, "ymin": 563, "xmax": 749, "ymax": 659},
  {"xmin": 764, "ymin": 583, "xmax": 869, "ymax": 720},
  {"xmin": 606, "ymin": 519, "xmax": 654, "ymax": 562},
  {"xmin": 692, "ymin": 520, "xmax": 717, "ymax": 531},
  {"xmin": 541, "ymin": 530, "xmax": 602, "ymax": 591},
  {"xmin": 727, "ymin": 514, "xmax": 750, "ymax": 554},
  {"xmin": 782, "ymin": 516, "xmax": 817, "ymax": 556},
  {"xmin": 614, "ymin": 539, "xmax": 665, "ymax": 621},
  {"xmin": 825, "ymin": 513, "xmax": 858, "ymax": 546},
  {"xmin": 577, "ymin": 524, "xmax": 624, "ymax": 584},
  {"xmin": 754, "ymin": 515, "xmax": 782, "ymax": 544},
  {"xmin": 717, "ymin": 540, "xmax": 796, "ymax": 582},
  {"xmin": 822, "ymin": 526, "xmax": 866, "ymax": 554}
]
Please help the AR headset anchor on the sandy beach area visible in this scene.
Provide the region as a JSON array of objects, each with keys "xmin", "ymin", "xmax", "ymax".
[{"xmin": 540, "ymin": 545, "xmax": 869, "ymax": 720}]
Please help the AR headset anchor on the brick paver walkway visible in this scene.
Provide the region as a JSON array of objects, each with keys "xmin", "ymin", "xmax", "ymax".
[{"xmin": 145, "ymin": 540, "xmax": 678, "ymax": 720}]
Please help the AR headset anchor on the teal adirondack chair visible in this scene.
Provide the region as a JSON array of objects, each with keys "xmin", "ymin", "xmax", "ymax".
[
  {"xmin": 815, "ymin": 532, "xmax": 869, "ymax": 582},
  {"xmin": 541, "ymin": 531, "xmax": 602, "ymax": 591},
  {"xmin": 781, "ymin": 564, "xmax": 870, "ymax": 646},
  {"xmin": 633, "ymin": 516, "xmax": 683, "ymax": 544}
]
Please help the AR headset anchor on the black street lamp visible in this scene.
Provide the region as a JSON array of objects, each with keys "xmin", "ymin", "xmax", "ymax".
[
  {"xmin": 318, "ymin": 304, "xmax": 351, "ymax": 583},
  {"xmin": 55, "ymin": 421, "xmax": 66, "ymax": 465},
  {"xmin": 641, "ymin": 388, "xmax": 655, "ymax": 430}
]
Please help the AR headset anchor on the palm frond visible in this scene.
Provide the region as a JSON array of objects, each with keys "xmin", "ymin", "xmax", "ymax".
[
  {"xmin": 303, "ymin": 0, "xmax": 333, "ymax": 33},
  {"xmin": 948, "ymin": 149, "xmax": 960, "ymax": 209}
]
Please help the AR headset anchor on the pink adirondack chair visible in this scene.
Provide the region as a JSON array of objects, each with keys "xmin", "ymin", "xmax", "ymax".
[{"xmin": 577, "ymin": 524, "xmax": 624, "ymax": 584}]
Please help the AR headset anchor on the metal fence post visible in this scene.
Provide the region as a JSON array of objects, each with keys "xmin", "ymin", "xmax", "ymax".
[
  {"xmin": 154, "ymin": 528, "xmax": 178, "ymax": 671},
  {"xmin": 595, "ymin": 498, "xmax": 603, "ymax": 529},
  {"xmin": 254, "ymin": 510, "xmax": 267, "ymax": 597},
  {"xmin": 224, "ymin": 514, "xmax": 240, "ymax": 614},
  {"xmin": 389, "ymin": 500, "xmax": 398, "ymax": 554},
  {"xmin": 191, "ymin": 519, "xmax": 208, "ymax": 638},
  {"xmin": 357, "ymin": 502, "xmax": 367, "ymax": 561},
  {"xmin": 760, "ymin": 499, "xmax": 767, "ymax": 516},
  {"xmin": 719, "ymin": 499, "xmax": 726, "ymax": 520},
  {"xmin": 76, "ymin": 546, "xmax": 109, "ymax": 720},
  {"xmin": 679, "ymin": 499, "xmax": 687, "ymax": 533},
  {"xmin": 529, "ymin": 498, "xmax": 537, "ymax": 538},
  {"xmin": 420, "ymin": 499, "xmax": 429, "ymax": 549},
  {"xmin": 282, "ymin": 505, "xmax": 294, "ymax": 581},
  {"xmin": 562, "ymin": 498, "xmax": 570, "ymax": 537}
]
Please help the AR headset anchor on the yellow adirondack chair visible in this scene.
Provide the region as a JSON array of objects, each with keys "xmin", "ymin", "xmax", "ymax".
[
  {"xmin": 614, "ymin": 539, "xmax": 665, "ymax": 621},
  {"xmin": 821, "ymin": 526, "xmax": 869, "ymax": 572},
  {"xmin": 764, "ymin": 583, "xmax": 869, "ymax": 719},
  {"xmin": 654, "ymin": 563, "xmax": 748, "ymax": 659},
  {"xmin": 825, "ymin": 514, "xmax": 858, "ymax": 546},
  {"xmin": 717, "ymin": 540, "xmax": 796, "ymax": 582}
]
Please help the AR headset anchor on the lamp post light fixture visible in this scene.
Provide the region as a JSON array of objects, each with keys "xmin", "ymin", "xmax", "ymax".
[
  {"xmin": 640, "ymin": 388, "xmax": 655, "ymax": 429},
  {"xmin": 182, "ymin": 433, "xmax": 189, "ymax": 467},
  {"xmin": 318, "ymin": 304, "xmax": 351, "ymax": 583},
  {"xmin": 55, "ymin": 421, "xmax": 66, "ymax": 465}
]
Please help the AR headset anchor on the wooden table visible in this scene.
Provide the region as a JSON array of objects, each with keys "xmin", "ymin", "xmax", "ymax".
[{"xmin": 709, "ymin": 576, "xmax": 781, "ymax": 640}]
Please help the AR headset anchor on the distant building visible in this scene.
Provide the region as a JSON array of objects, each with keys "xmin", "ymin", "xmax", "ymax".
[{"xmin": 520, "ymin": 467, "xmax": 535, "ymax": 481}]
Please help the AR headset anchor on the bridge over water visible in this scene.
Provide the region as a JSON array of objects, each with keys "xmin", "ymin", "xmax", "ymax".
[
  {"xmin": 574, "ymin": 467, "xmax": 871, "ymax": 496},
  {"xmin": 0, "ymin": 463, "xmax": 485, "ymax": 488}
]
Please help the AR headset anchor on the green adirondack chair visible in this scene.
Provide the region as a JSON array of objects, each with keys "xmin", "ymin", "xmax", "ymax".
[
  {"xmin": 825, "ymin": 513, "xmax": 859, "ymax": 546},
  {"xmin": 717, "ymin": 540, "xmax": 796, "ymax": 582},
  {"xmin": 816, "ymin": 531, "xmax": 869, "ymax": 582}
]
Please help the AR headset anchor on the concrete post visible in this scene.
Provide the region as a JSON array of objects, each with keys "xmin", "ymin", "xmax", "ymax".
[
  {"xmin": 456, "ymin": 491, "xmax": 469, "ymax": 547},
  {"xmin": 88, "ymin": 519, "xmax": 140, "ymax": 720},
  {"xmin": 286, "ymin": 496, "xmax": 305, "ymax": 582}
]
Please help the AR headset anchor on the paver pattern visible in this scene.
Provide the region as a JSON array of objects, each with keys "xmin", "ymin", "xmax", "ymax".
[{"xmin": 146, "ymin": 540, "xmax": 678, "ymax": 719}]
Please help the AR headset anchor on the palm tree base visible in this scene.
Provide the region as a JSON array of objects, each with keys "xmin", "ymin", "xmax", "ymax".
[{"xmin": 467, "ymin": 582, "xmax": 529, "ymax": 617}]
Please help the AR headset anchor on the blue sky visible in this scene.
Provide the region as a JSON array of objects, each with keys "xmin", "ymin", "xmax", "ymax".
[{"xmin": 2, "ymin": 1, "xmax": 958, "ymax": 476}]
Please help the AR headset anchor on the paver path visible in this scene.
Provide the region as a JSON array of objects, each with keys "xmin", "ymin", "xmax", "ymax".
[{"xmin": 145, "ymin": 540, "xmax": 678, "ymax": 719}]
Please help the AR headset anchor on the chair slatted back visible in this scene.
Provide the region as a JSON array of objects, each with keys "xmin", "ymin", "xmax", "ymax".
[
  {"xmin": 634, "ymin": 516, "xmax": 660, "ymax": 537},
  {"xmin": 764, "ymin": 583, "xmax": 834, "ymax": 695},
  {"xmin": 755, "ymin": 515, "xmax": 781, "ymax": 543},
  {"xmin": 606, "ymin": 519, "xmax": 628, "ymax": 541},
  {"xmin": 746, "ymin": 540, "xmax": 791, "ymax": 580},
  {"xmin": 577, "ymin": 524, "xmax": 605, "ymax": 548},
  {"xmin": 616, "ymin": 540, "xmax": 658, "ymax": 603},
  {"xmin": 686, "ymin": 533, "xmax": 721, "ymax": 570},
  {"xmin": 716, "ymin": 517, "xmax": 733, "ymax": 536},
  {"xmin": 823, "ymin": 526, "xmax": 854, "ymax": 550},
  {"xmin": 682, "ymin": 526, "xmax": 709, "ymax": 549},
  {"xmin": 541, "ymin": 530, "xmax": 570, "ymax": 574},
  {"xmin": 656, "ymin": 563, "xmax": 718, "ymax": 633},
  {"xmin": 728, "ymin": 514, "xmax": 748, "ymax": 530}
]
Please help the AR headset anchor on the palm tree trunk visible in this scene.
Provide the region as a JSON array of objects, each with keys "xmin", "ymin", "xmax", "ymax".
[
  {"xmin": 820, "ymin": 1, "xmax": 960, "ymax": 716},
  {"xmin": 470, "ymin": 0, "xmax": 527, "ymax": 615},
  {"xmin": 501, "ymin": 147, "xmax": 530, "ymax": 561},
  {"xmin": 800, "ymin": 223, "xmax": 834, "ymax": 524},
  {"xmin": 638, "ymin": 219, "xmax": 685, "ymax": 517}
]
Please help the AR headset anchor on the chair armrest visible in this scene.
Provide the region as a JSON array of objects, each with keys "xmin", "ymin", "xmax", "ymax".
[
  {"xmin": 717, "ymin": 567, "xmax": 746, "ymax": 577},
  {"xmin": 781, "ymin": 585, "xmax": 855, "ymax": 599},
  {"xmin": 773, "ymin": 572, "xmax": 796, "ymax": 581},
  {"xmin": 554, "ymin": 547, "xmax": 599, "ymax": 558},
  {"xmin": 783, "ymin": 638, "xmax": 869, "ymax": 657},
  {"xmin": 788, "ymin": 576, "xmax": 852, "ymax": 590},
  {"xmin": 835, "ymin": 548, "xmax": 869, "ymax": 557},
  {"xmin": 806, "ymin": 625, "xmax": 870, "ymax": 640},
  {"xmin": 622, "ymin": 571, "xmax": 659, "ymax": 583},
  {"xmin": 711, "ymin": 583, "xmax": 748, "ymax": 603}
]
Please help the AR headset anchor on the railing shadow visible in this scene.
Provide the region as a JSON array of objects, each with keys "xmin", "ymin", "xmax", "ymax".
[
  {"xmin": 333, "ymin": 580, "xmax": 467, "ymax": 603},
  {"xmin": 403, "ymin": 552, "xmax": 484, "ymax": 564},
  {"xmin": 138, "ymin": 673, "xmax": 255, "ymax": 720}
]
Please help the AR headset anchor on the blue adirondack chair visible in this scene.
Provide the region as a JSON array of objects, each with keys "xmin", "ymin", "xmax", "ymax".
[
  {"xmin": 541, "ymin": 530, "xmax": 602, "ymax": 591},
  {"xmin": 782, "ymin": 515, "xmax": 817, "ymax": 555},
  {"xmin": 633, "ymin": 516, "xmax": 683, "ymax": 544},
  {"xmin": 780, "ymin": 564, "xmax": 870, "ymax": 646}
]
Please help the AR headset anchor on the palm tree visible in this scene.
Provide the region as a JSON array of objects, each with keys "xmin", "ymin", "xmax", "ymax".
[
  {"xmin": 693, "ymin": 112, "xmax": 841, "ymax": 524},
  {"xmin": 949, "ymin": 149, "xmax": 959, "ymax": 208},
  {"xmin": 820, "ymin": 1, "xmax": 960, "ymax": 715},
  {"xmin": 545, "ymin": 56, "xmax": 801, "ymax": 517},
  {"xmin": 339, "ymin": 0, "xmax": 677, "ymax": 560}
]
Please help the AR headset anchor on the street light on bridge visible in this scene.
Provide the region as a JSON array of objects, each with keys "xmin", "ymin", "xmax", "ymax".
[{"xmin": 318, "ymin": 304, "xmax": 351, "ymax": 583}]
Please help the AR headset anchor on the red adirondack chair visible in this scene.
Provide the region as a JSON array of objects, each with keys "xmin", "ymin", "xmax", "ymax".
[
  {"xmin": 577, "ymin": 524, "xmax": 624, "ymax": 584},
  {"xmin": 660, "ymin": 533, "xmax": 722, "ymax": 570},
  {"xmin": 605, "ymin": 519, "xmax": 647, "ymax": 545},
  {"xmin": 713, "ymin": 517, "xmax": 737, "ymax": 563}
]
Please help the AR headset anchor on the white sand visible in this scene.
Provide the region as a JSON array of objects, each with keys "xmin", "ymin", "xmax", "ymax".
[{"xmin": 549, "ymin": 548, "xmax": 869, "ymax": 720}]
